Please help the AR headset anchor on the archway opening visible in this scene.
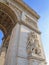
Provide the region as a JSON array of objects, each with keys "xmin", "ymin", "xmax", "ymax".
[
  {"xmin": 0, "ymin": 2, "xmax": 18, "ymax": 65},
  {"xmin": 0, "ymin": 3, "xmax": 18, "ymax": 56},
  {"xmin": 0, "ymin": 9, "xmax": 13, "ymax": 49},
  {"xmin": 0, "ymin": 2, "xmax": 18, "ymax": 50},
  {"xmin": 0, "ymin": 30, "xmax": 4, "ymax": 48}
]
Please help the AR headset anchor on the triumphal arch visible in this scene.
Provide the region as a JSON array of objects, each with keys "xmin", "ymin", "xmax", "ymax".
[{"xmin": 0, "ymin": 0, "xmax": 46, "ymax": 65}]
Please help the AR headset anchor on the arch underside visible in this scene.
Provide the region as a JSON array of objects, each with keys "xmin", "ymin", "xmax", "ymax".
[
  {"xmin": 0, "ymin": 2, "xmax": 17, "ymax": 48},
  {"xmin": 0, "ymin": 10, "xmax": 14, "ymax": 36}
]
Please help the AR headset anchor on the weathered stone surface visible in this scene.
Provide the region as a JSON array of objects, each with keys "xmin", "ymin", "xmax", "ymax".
[{"xmin": 0, "ymin": 0, "xmax": 46, "ymax": 65}]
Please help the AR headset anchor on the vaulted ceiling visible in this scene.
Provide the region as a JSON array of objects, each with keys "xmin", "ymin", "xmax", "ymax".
[{"xmin": 0, "ymin": 10, "xmax": 14, "ymax": 37}]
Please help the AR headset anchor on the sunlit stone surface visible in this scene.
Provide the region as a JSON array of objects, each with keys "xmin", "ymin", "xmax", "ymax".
[{"xmin": 0, "ymin": 0, "xmax": 46, "ymax": 65}]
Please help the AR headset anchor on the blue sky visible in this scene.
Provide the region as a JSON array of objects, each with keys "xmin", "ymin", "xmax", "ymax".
[
  {"xmin": 0, "ymin": 30, "xmax": 4, "ymax": 47},
  {"xmin": 0, "ymin": 0, "xmax": 49, "ymax": 65},
  {"xmin": 23, "ymin": 0, "xmax": 49, "ymax": 65}
]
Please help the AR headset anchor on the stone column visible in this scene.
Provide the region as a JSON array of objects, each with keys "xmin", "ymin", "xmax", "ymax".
[{"xmin": 4, "ymin": 23, "xmax": 21, "ymax": 65}]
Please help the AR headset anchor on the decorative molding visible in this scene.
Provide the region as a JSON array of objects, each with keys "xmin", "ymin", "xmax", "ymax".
[
  {"xmin": 14, "ymin": 0, "xmax": 40, "ymax": 19},
  {"xmin": 25, "ymin": 16, "xmax": 38, "ymax": 28},
  {"xmin": 7, "ymin": 0, "xmax": 22, "ymax": 21}
]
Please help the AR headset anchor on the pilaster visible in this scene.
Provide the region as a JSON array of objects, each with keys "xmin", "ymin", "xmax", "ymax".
[{"xmin": 4, "ymin": 23, "xmax": 21, "ymax": 65}]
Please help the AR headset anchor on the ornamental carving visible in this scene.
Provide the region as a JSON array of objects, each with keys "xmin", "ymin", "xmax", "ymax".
[{"xmin": 26, "ymin": 32, "xmax": 41, "ymax": 56}]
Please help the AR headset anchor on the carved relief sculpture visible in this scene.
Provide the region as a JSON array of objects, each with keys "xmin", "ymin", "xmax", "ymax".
[
  {"xmin": 26, "ymin": 32, "xmax": 41, "ymax": 56},
  {"xmin": 0, "ymin": 0, "xmax": 46, "ymax": 65}
]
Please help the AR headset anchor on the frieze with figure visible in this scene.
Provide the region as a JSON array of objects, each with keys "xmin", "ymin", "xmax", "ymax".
[{"xmin": 26, "ymin": 32, "xmax": 41, "ymax": 56}]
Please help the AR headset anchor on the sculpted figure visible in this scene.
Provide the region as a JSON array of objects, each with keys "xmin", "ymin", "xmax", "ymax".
[{"xmin": 26, "ymin": 32, "xmax": 41, "ymax": 56}]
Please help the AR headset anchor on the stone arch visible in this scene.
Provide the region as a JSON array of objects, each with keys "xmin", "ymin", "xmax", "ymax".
[
  {"xmin": 0, "ymin": 2, "xmax": 18, "ymax": 23},
  {"xmin": 0, "ymin": 2, "xmax": 18, "ymax": 49},
  {"xmin": 0, "ymin": 2, "xmax": 18, "ymax": 35}
]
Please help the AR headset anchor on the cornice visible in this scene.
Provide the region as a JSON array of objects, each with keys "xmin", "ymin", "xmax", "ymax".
[{"xmin": 14, "ymin": 0, "xmax": 40, "ymax": 19}]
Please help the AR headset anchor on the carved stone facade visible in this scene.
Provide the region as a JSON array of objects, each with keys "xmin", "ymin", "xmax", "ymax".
[
  {"xmin": 0, "ymin": 0, "xmax": 46, "ymax": 65},
  {"xmin": 26, "ymin": 32, "xmax": 41, "ymax": 56}
]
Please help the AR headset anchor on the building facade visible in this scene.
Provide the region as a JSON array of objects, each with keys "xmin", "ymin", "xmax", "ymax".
[{"xmin": 0, "ymin": 0, "xmax": 46, "ymax": 65}]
